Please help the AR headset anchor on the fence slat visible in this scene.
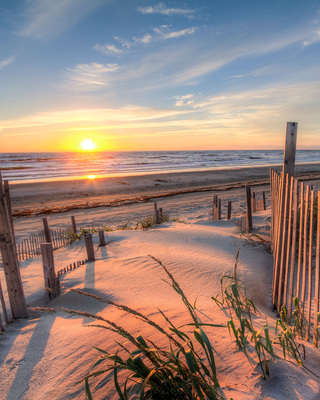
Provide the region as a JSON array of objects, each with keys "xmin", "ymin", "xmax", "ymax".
[
  {"xmin": 313, "ymin": 194, "xmax": 320, "ymax": 346},
  {"xmin": 272, "ymin": 172, "xmax": 285, "ymax": 305},
  {"xmin": 288, "ymin": 179, "xmax": 298, "ymax": 320},
  {"xmin": 283, "ymin": 176, "xmax": 294, "ymax": 310},
  {"xmin": 306, "ymin": 190, "xmax": 315, "ymax": 340},
  {"xmin": 277, "ymin": 173, "xmax": 290, "ymax": 307},
  {"xmin": 301, "ymin": 185, "xmax": 310, "ymax": 317}
]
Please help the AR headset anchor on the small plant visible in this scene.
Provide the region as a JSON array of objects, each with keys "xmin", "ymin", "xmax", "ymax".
[
  {"xmin": 65, "ymin": 257, "xmax": 225, "ymax": 399},
  {"xmin": 116, "ymin": 220, "xmax": 133, "ymax": 230},
  {"xmin": 212, "ymin": 250, "xmax": 303, "ymax": 379},
  {"xmin": 135, "ymin": 216, "xmax": 156, "ymax": 230}
]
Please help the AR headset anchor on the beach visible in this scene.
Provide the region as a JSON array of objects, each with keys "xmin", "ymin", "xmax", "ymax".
[
  {"xmin": 1, "ymin": 164, "xmax": 320, "ymax": 399},
  {"xmin": 8, "ymin": 163, "xmax": 320, "ymax": 242}
]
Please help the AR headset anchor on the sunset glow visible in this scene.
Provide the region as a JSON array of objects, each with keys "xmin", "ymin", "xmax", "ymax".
[
  {"xmin": 1, "ymin": 1, "xmax": 320, "ymax": 152},
  {"xmin": 80, "ymin": 139, "xmax": 96, "ymax": 151}
]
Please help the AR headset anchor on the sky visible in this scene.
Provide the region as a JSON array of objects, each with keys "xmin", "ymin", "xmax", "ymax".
[{"xmin": 0, "ymin": 0, "xmax": 320, "ymax": 152}]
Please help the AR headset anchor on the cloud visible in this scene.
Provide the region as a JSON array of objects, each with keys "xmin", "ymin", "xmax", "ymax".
[
  {"xmin": 0, "ymin": 56, "xmax": 15, "ymax": 69},
  {"xmin": 0, "ymin": 106, "xmax": 190, "ymax": 132},
  {"xmin": 226, "ymin": 66, "xmax": 271, "ymax": 80},
  {"xmin": 154, "ymin": 26, "xmax": 196, "ymax": 39},
  {"xmin": 16, "ymin": 0, "xmax": 106, "ymax": 39},
  {"xmin": 303, "ymin": 30, "xmax": 320, "ymax": 47},
  {"xmin": 96, "ymin": 25, "xmax": 197, "ymax": 55},
  {"xmin": 174, "ymin": 94, "xmax": 195, "ymax": 106},
  {"xmin": 61, "ymin": 63, "xmax": 119, "ymax": 91},
  {"xmin": 138, "ymin": 3, "xmax": 195, "ymax": 17},
  {"xmin": 93, "ymin": 43, "xmax": 123, "ymax": 55},
  {"xmin": 133, "ymin": 33, "xmax": 153, "ymax": 44}
]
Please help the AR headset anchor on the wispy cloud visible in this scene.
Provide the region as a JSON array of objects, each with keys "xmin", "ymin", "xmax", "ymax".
[
  {"xmin": 153, "ymin": 25, "xmax": 196, "ymax": 39},
  {"xmin": 303, "ymin": 30, "xmax": 320, "ymax": 47},
  {"xmin": 16, "ymin": 0, "xmax": 106, "ymax": 39},
  {"xmin": 96, "ymin": 25, "xmax": 197, "ymax": 56},
  {"xmin": 226, "ymin": 66, "xmax": 271, "ymax": 80},
  {"xmin": 174, "ymin": 94, "xmax": 195, "ymax": 106},
  {"xmin": 93, "ymin": 43, "xmax": 123, "ymax": 55},
  {"xmin": 138, "ymin": 3, "xmax": 195, "ymax": 17},
  {"xmin": 133, "ymin": 33, "xmax": 153, "ymax": 44},
  {"xmin": 0, "ymin": 56, "xmax": 15, "ymax": 69},
  {"xmin": 61, "ymin": 63, "xmax": 119, "ymax": 91},
  {"xmin": 0, "ymin": 106, "xmax": 190, "ymax": 132}
]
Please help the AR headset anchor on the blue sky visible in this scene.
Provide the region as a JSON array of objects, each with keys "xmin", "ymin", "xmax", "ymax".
[{"xmin": 1, "ymin": 0, "xmax": 320, "ymax": 152}]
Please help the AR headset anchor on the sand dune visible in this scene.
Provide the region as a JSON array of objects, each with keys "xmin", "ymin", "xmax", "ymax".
[{"xmin": 1, "ymin": 213, "xmax": 320, "ymax": 399}]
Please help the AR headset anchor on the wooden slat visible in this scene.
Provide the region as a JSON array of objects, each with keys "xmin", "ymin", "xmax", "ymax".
[
  {"xmin": 245, "ymin": 185, "xmax": 253, "ymax": 233},
  {"xmin": 0, "ymin": 280, "xmax": 9, "ymax": 324},
  {"xmin": 313, "ymin": 193, "xmax": 320, "ymax": 346},
  {"xmin": 288, "ymin": 179, "xmax": 299, "ymax": 320},
  {"xmin": 278, "ymin": 173, "xmax": 290, "ymax": 307},
  {"xmin": 296, "ymin": 182, "xmax": 304, "ymax": 300},
  {"xmin": 283, "ymin": 176, "xmax": 294, "ymax": 310},
  {"xmin": 301, "ymin": 185, "xmax": 310, "ymax": 317},
  {"xmin": 272, "ymin": 172, "xmax": 285, "ymax": 305},
  {"xmin": 306, "ymin": 190, "xmax": 315, "ymax": 340}
]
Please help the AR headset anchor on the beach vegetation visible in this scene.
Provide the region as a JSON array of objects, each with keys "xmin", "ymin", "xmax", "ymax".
[
  {"xmin": 66, "ymin": 214, "xmax": 186, "ymax": 241},
  {"xmin": 212, "ymin": 250, "xmax": 303, "ymax": 379},
  {"xmin": 65, "ymin": 256, "xmax": 225, "ymax": 400}
]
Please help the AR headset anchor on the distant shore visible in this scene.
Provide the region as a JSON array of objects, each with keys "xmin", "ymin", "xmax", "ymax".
[{"xmin": 9, "ymin": 163, "xmax": 320, "ymax": 216}]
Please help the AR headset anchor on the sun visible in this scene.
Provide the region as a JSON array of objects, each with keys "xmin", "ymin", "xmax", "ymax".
[{"xmin": 80, "ymin": 139, "xmax": 96, "ymax": 151}]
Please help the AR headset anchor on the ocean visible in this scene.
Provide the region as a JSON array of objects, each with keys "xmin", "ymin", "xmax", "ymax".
[{"xmin": 0, "ymin": 150, "xmax": 319, "ymax": 183}]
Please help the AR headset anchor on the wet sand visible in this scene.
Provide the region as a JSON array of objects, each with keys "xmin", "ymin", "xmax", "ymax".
[{"xmin": 8, "ymin": 163, "xmax": 320, "ymax": 216}]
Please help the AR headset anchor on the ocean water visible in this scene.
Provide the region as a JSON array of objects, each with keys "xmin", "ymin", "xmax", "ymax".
[{"xmin": 0, "ymin": 150, "xmax": 319, "ymax": 183}]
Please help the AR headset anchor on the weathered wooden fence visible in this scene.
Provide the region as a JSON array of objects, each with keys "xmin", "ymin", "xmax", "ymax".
[
  {"xmin": 234, "ymin": 187, "xmax": 267, "ymax": 231},
  {"xmin": 15, "ymin": 228, "xmax": 72, "ymax": 261},
  {"xmin": 271, "ymin": 168, "xmax": 320, "ymax": 345}
]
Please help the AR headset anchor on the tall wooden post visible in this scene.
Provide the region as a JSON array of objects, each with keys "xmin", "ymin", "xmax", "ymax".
[
  {"xmin": 4, "ymin": 181, "xmax": 16, "ymax": 247},
  {"xmin": 227, "ymin": 201, "xmax": 232, "ymax": 220},
  {"xmin": 155, "ymin": 209, "xmax": 161, "ymax": 224},
  {"xmin": 85, "ymin": 233, "xmax": 95, "ymax": 261},
  {"xmin": 283, "ymin": 122, "xmax": 298, "ymax": 177},
  {"xmin": 42, "ymin": 218, "xmax": 52, "ymax": 243},
  {"xmin": 245, "ymin": 185, "xmax": 253, "ymax": 233},
  {"xmin": 0, "ymin": 174, "xmax": 28, "ymax": 318},
  {"xmin": 262, "ymin": 191, "xmax": 266, "ymax": 211},
  {"xmin": 71, "ymin": 216, "xmax": 77, "ymax": 234},
  {"xmin": 41, "ymin": 243, "xmax": 60, "ymax": 301}
]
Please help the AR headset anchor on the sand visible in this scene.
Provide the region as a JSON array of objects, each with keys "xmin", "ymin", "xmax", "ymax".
[
  {"xmin": 1, "ymin": 165, "xmax": 320, "ymax": 399},
  {"xmin": 1, "ymin": 213, "xmax": 320, "ymax": 399},
  {"xmin": 9, "ymin": 163, "xmax": 320, "ymax": 216}
]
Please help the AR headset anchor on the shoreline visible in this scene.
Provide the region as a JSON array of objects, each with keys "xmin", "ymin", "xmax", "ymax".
[{"xmin": 9, "ymin": 163, "xmax": 320, "ymax": 216}]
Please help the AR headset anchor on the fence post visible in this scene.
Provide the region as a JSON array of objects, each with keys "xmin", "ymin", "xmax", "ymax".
[
  {"xmin": 0, "ymin": 280, "xmax": 9, "ymax": 324},
  {"xmin": 262, "ymin": 191, "xmax": 266, "ymax": 211},
  {"xmin": 159, "ymin": 207, "xmax": 163, "ymax": 222},
  {"xmin": 85, "ymin": 233, "xmax": 95, "ymax": 261},
  {"xmin": 313, "ymin": 193, "xmax": 320, "ymax": 346},
  {"xmin": 155, "ymin": 209, "xmax": 161, "ymax": 224},
  {"xmin": 0, "ymin": 174, "xmax": 28, "ymax": 319},
  {"xmin": 283, "ymin": 122, "xmax": 298, "ymax": 177},
  {"xmin": 98, "ymin": 230, "xmax": 106, "ymax": 246},
  {"xmin": 227, "ymin": 201, "xmax": 232, "ymax": 220},
  {"xmin": 71, "ymin": 216, "xmax": 77, "ymax": 234},
  {"xmin": 245, "ymin": 185, "xmax": 253, "ymax": 233},
  {"xmin": 42, "ymin": 217, "xmax": 52, "ymax": 243},
  {"xmin": 4, "ymin": 181, "xmax": 16, "ymax": 248},
  {"xmin": 41, "ymin": 243, "xmax": 60, "ymax": 301}
]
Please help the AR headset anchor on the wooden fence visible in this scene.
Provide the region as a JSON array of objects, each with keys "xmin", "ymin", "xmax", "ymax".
[
  {"xmin": 16, "ymin": 228, "xmax": 72, "ymax": 261},
  {"xmin": 270, "ymin": 168, "xmax": 320, "ymax": 345}
]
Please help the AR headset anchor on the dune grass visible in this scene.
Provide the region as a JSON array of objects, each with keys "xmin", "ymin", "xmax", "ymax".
[
  {"xmin": 65, "ymin": 256, "xmax": 225, "ymax": 400},
  {"xmin": 212, "ymin": 250, "xmax": 303, "ymax": 379}
]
